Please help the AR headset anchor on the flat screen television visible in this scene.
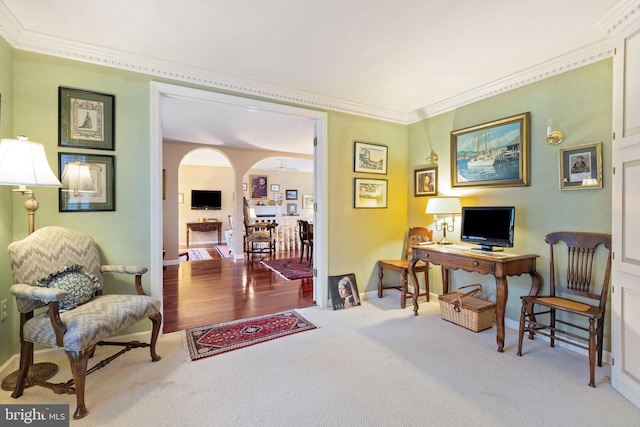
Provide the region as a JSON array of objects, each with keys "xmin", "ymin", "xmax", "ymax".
[
  {"xmin": 460, "ymin": 206, "xmax": 515, "ymax": 251},
  {"xmin": 191, "ymin": 190, "xmax": 222, "ymax": 210}
]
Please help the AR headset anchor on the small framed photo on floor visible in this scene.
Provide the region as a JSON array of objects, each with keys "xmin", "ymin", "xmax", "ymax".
[{"xmin": 328, "ymin": 273, "xmax": 361, "ymax": 310}]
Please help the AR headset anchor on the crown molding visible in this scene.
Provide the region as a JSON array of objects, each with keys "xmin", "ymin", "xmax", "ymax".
[
  {"xmin": 0, "ymin": 1, "xmax": 617, "ymax": 126},
  {"xmin": 407, "ymin": 38, "xmax": 614, "ymax": 123},
  {"xmin": 595, "ymin": 0, "xmax": 640, "ymax": 36}
]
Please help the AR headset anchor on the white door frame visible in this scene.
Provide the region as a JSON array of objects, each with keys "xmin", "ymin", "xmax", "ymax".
[{"xmin": 149, "ymin": 82, "xmax": 329, "ymax": 313}]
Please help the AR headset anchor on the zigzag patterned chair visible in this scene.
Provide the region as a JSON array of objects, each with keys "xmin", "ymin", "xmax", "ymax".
[{"xmin": 5, "ymin": 226, "xmax": 161, "ymax": 419}]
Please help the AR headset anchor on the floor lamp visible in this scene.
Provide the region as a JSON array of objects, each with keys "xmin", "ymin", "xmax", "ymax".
[{"xmin": 0, "ymin": 136, "xmax": 62, "ymax": 390}]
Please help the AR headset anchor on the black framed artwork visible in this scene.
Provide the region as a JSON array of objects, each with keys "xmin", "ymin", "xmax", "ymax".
[
  {"xmin": 58, "ymin": 152, "xmax": 115, "ymax": 212},
  {"xmin": 59, "ymin": 87, "xmax": 115, "ymax": 150}
]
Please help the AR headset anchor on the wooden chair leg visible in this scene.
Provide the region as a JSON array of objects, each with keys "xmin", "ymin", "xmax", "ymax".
[
  {"xmin": 517, "ymin": 300, "xmax": 526, "ymax": 356},
  {"xmin": 588, "ymin": 318, "xmax": 597, "ymax": 387},
  {"xmin": 66, "ymin": 346, "xmax": 96, "ymax": 419},
  {"xmin": 10, "ymin": 341, "xmax": 33, "ymax": 398},
  {"xmin": 149, "ymin": 312, "xmax": 162, "ymax": 362},
  {"xmin": 377, "ymin": 265, "xmax": 384, "ymax": 298},
  {"xmin": 400, "ymin": 271, "xmax": 408, "ymax": 309}
]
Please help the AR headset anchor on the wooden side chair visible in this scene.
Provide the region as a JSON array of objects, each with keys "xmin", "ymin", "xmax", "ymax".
[
  {"xmin": 517, "ymin": 231, "xmax": 612, "ymax": 387},
  {"xmin": 5, "ymin": 226, "xmax": 161, "ymax": 419},
  {"xmin": 243, "ymin": 198, "xmax": 276, "ymax": 259},
  {"xmin": 297, "ymin": 219, "xmax": 313, "ymax": 266},
  {"xmin": 378, "ymin": 227, "xmax": 433, "ymax": 308}
]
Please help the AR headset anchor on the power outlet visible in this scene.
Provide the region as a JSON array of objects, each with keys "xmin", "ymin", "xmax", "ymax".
[{"xmin": 0, "ymin": 299, "xmax": 7, "ymax": 322}]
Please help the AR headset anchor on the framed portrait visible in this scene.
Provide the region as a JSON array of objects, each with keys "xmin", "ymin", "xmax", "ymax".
[
  {"xmin": 450, "ymin": 112, "xmax": 530, "ymax": 188},
  {"xmin": 287, "ymin": 203, "xmax": 298, "ymax": 215},
  {"xmin": 286, "ymin": 189, "xmax": 298, "ymax": 200},
  {"xmin": 58, "ymin": 152, "xmax": 115, "ymax": 212},
  {"xmin": 59, "ymin": 87, "xmax": 115, "ymax": 150},
  {"xmin": 328, "ymin": 273, "xmax": 361, "ymax": 310},
  {"xmin": 354, "ymin": 178, "xmax": 387, "ymax": 208},
  {"xmin": 250, "ymin": 175, "xmax": 268, "ymax": 199},
  {"xmin": 354, "ymin": 141, "xmax": 387, "ymax": 174},
  {"xmin": 302, "ymin": 194, "xmax": 314, "ymax": 209},
  {"xmin": 559, "ymin": 142, "xmax": 602, "ymax": 190},
  {"xmin": 414, "ymin": 166, "xmax": 437, "ymax": 196}
]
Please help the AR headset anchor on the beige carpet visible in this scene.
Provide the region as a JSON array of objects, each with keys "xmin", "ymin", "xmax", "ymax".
[{"xmin": 1, "ymin": 294, "xmax": 638, "ymax": 426}]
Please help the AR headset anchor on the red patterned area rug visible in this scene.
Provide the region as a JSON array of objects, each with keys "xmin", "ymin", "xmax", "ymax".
[
  {"xmin": 261, "ymin": 258, "xmax": 313, "ymax": 280},
  {"xmin": 184, "ymin": 311, "xmax": 317, "ymax": 361}
]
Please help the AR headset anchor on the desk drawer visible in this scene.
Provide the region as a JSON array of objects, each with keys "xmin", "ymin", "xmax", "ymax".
[{"xmin": 419, "ymin": 251, "xmax": 495, "ymax": 274}]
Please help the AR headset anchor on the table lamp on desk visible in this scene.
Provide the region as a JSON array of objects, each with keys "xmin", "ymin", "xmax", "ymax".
[{"xmin": 425, "ymin": 197, "xmax": 461, "ymax": 245}]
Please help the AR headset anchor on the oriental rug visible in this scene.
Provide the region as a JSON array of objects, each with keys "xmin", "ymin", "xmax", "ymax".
[
  {"xmin": 179, "ymin": 248, "xmax": 214, "ymax": 262},
  {"xmin": 184, "ymin": 310, "xmax": 317, "ymax": 361},
  {"xmin": 260, "ymin": 258, "xmax": 313, "ymax": 280}
]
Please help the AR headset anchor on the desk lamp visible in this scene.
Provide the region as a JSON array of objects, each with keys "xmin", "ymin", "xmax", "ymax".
[
  {"xmin": 425, "ymin": 197, "xmax": 461, "ymax": 245},
  {"xmin": 0, "ymin": 135, "xmax": 62, "ymax": 390}
]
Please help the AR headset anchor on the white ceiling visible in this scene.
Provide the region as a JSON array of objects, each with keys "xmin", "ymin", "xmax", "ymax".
[{"xmin": 0, "ymin": 0, "xmax": 622, "ymax": 169}]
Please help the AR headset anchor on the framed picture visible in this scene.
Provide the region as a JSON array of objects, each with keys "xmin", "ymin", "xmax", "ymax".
[
  {"xmin": 414, "ymin": 166, "xmax": 437, "ymax": 196},
  {"xmin": 242, "ymin": 183, "xmax": 247, "ymax": 191},
  {"xmin": 354, "ymin": 178, "xmax": 387, "ymax": 208},
  {"xmin": 270, "ymin": 184, "xmax": 280, "ymax": 192},
  {"xmin": 450, "ymin": 112, "xmax": 530, "ymax": 188},
  {"xmin": 328, "ymin": 273, "xmax": 361, "ymax": 310},
  {"xmin": 286, "ymin": 189, "xmax": 298, "ymax": 200},
  {"xmin": 287, "ymin": 203, "xmax": 298, "ymax": 215},
  {"xmin": 274, "ymin": 193, "xmax": 283, "ymax": 202},
  {"xmin": 178, "ymin": 193, "xmax": 184, "ymax": 204},
  {"xmin": 354, "ymin": 141, "xmax": 387, "ymax": 174},
  {"xmin": 559, "ymin": 142, "xmax": 602, "ymax": 190},
  {"xmin": 59, "ymin": 87, "xmax": 115, "ymax": 150},
  {"xmin": 302, "ymin": 194, "xmax": 314, "ymax": 209},
  {"xmin": 250, "ymin": 175, "xmax": 268, "ymax": 199},
  {"xmin": 58, "ymin": 152, "xmax": 115, "ymax": 212}
]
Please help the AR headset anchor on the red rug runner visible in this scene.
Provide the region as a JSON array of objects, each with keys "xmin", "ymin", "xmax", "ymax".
[
  {"xmin": 260, "ymin": 258, "xmax": 313, "ymax": 280},
  {"xmin": 184, "ymin": 310, "xmax": 317, "ymax": 361}
]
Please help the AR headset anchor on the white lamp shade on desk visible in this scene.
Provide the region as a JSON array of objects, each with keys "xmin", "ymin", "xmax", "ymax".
[
  {"xmin": 425, "ymin": 197, "xmax": 462, "ymax": 215},
  {"xmin": 0, "ymin": 137, "xmax": 62, "ymax": 188}
]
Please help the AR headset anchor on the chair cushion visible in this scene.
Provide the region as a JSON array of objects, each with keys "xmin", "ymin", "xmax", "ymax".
[
  {"xmin": 35, "ymin": 264, "xmax": 101, "ymax": 311},
  {"xmin": 22, "ymin": 294, "xmax": 161, "ymax": 351}
]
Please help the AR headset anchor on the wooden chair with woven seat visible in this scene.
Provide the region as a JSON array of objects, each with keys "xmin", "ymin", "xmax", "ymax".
[
  {"xmin": 517, "ymin": 231, "xmax": 612, "ymax": 387},
  {"xmin": 378, "ymin": 227, "xmax": 433, "ymax": 308},
  {"xmin": 243, "ymin": 197, "xmax": 276, "ymax": 260}
]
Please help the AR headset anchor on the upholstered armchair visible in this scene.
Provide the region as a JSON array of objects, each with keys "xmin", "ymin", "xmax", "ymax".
[{"xmin": 4, "ymin": 226, "xmax": 161, "ymax": 419}]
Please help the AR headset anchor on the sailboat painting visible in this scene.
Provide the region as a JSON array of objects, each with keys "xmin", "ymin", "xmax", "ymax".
[{"xmin": 451, "ymin": 112, "xmax": 530, "ymax": 188}]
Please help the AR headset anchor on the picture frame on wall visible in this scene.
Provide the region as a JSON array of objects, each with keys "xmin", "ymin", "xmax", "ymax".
[
  {"xmin": 286, "ymin": 189, "xmax": 298, "ymax": 200},
  {"xmin": 559, "ymin": 142, "xmax": 602, "ymax": 190},
  {"xmin": 58, "ymin": 152, "xmax": 115, "ymax": 212},
  {"xmin": 270, "ymin": 184, "xmax": 280, "ymax": 192},
  {"xmin": 250, "ymin": 175, "xmax": 268, "ymax": 199},
  {"xmin": 302, "ymin": 194, "xmax": 314, "ymax": 209},
  {"xmin": 414, "ymin": 166, "xmax": 437, "ymax": 196},
  {"xmin": 287, "ymin": 203, "xmax": 298, "ymax": 215},
  {"xmin": 59, "ymin": 87, "xmax": 115, "ymax": 150},
  {"xmin": 354, "ymin": 178, "xmax": 387, "ymax": 208},
  {"xmin": 354, "ymin": 141, "xmax": 387, "ymax": 174},
  {"xmin": 450, "ymin": 112, "xmax": 530, "ymax": 188}
]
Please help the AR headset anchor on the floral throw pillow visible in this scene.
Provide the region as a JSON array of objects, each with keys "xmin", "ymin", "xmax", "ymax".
[{"xmin": 35, "ymin": 264, "xmax": 101, "ymax": 311}]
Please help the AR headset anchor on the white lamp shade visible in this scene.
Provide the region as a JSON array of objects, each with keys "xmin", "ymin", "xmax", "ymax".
[
  {"xmin": 0, "ymin": 137, "xmax": 62, "ymax": 187},
  {"xmin": 61, "ymin": 162, "xmax": 97, "ymax": 193},
  {"xmin": 425, "ymin": 197, "xmax": 462, "ymax": 215}
]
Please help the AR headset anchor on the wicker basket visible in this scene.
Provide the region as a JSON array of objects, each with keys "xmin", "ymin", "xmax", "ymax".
[{"xmin": 439, "ymin": 284, "xmax": 496, "ymax": 332}]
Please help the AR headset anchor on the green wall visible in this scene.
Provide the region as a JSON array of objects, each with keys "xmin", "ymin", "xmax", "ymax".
[
  {"xmin": 0, "ymin": 39, "xmax": 614, "ymax": 368},
  {"xmin": 408, "ymin": 59, "xmax": 613, "ymax": 346}
]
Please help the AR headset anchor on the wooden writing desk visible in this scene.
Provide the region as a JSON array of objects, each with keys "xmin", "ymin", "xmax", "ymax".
[
  {"xmin": 186, "ymin": 221, "xmax": 223, "ymax": 247},
  {"xmin": 408, "ymin": 244, "xmax": 541, "ymax": 352}
]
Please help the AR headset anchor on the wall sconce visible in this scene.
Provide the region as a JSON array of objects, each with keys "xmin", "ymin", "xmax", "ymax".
[
  {"xmin": 425, "ymin": 197, "xmax": 462, "ymax": 245},
  {"xmin": 546, "ymin": 117, "xmax": 564, "ymax": 145},
  {"xmin": 425, "ymin": 146, "xmax": 439, "ymax": 165},
  {"xmin": 0, "ymin": 136, "xmax": 62, "ymax": 234}
]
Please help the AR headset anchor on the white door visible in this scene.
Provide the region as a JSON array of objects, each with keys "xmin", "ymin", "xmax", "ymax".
[{"xmin": 611, "ymin": 15, "xmax": 640, "ymax": 409}]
